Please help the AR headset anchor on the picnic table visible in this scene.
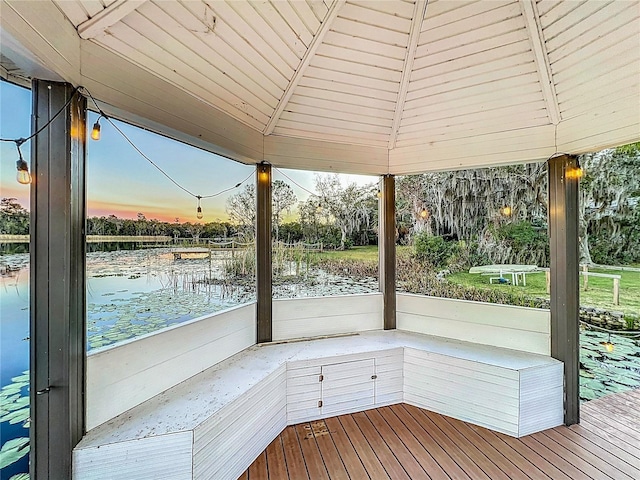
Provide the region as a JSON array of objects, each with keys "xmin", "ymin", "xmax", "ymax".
[{"xmin": 469, "ymin": 264, "xmax": 539, "ymax": 286}]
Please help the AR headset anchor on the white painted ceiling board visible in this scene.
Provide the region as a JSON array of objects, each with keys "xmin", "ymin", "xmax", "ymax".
[
  {"xmin": 298, "ymin": 76, "xmax": 399, "ymax": 103},
  {"xmin": 554, "ymin": 43, "xmax": 639, "ymax": 95},
  {"xmin": 404, "ymin": 83, "xmax": 543, "ymax": 119},
  {"xmin": 308, "ymin": 0, "xmax": 330, "ymax": 21},
  {"xmin": 272, "ymin": 125, "xmax": 390, "ymax": 149},
  {"xmin": 350, "ymin": 0, "xmax": 415, "ymax": 19},
  {"xmin": 536, "ymin": 0, "xmax": 584, "ymax": 19},
  {"xmin": 422, "ymin": 2, "xmax": 522, "ymax": 44},
  {"xmin": 289, "ymin": 93, "xmax": 395, "ymax": 119},
  {"xmin": 286, "ymin": 101, "xmax": 393, "ymax": 128},
  {"xmin": 412, "ymin": 29, "xmax": 530, "ymax": 72},
  {"xmin": 276, "ymin": 116, "xmax": 390, "ymax": 140},
  {"xmin": 549, "ymin": 22, "xmax": 638, "ymax": 74},
  {"xmin": 132, "ymin": 4, "xmax": 280, "ymax": 108},
  {"xmin": 323, "ymin": 30, "xmax": 407, "ymax": 59},
  {"xmin": 399, "ymin": 103, "xmax": 549, "ymax": 136},
  {"xmin": 80, "ymin": 0, "xmax": 105, "ymax": 18},
  {"xmin": 423, "ymin": 0, "xmax": 479, "ymax": 21},
  {"xmin": 98, "ymin": 21, "xmax": 271, "ymax": 129},
  {"xmin": 396, "ymin": 114, "xmax": 550, "ymax": 148},
  {"xmin": 545, "ymin": 1, "xmax": 636, "ymax": 60},
  {"xmin": 226, "ymin": 1, "xmax": 306, "ymax": 63},
  {"xmin": 405, "ymin": 71, "xmax": 540, "ymax": 105},
  {"xmin": 339, "ymin": 2, "xmax": 413, "ymax": 32},
  {"xmin": 330, "ymin": 17, "xmax": 408, "ymax": 45},
  {"xmin": 542, "ymin": 0, "xmax": 614, "ymax": 42},
  {"xmin": 150, "ymin": 1, "xmax": 286, "ymax": 98},
  {"xmin": 53, "ymin": 0, "xmax": 92, "ymax": 26}
]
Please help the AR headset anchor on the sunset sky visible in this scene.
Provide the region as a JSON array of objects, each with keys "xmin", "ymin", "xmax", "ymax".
[{"xmin": 0, "ymin": 81, "xmax": 376, "ymax": 223}]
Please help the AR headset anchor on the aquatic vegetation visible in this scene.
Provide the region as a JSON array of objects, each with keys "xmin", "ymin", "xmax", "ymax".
[
  {"xmin": 0, "ymin": 371, "xmax": 30, "ymax": 470},
  {"xmin": 579, "ymin": 331, "xmax": 640, "ymax": 401}
]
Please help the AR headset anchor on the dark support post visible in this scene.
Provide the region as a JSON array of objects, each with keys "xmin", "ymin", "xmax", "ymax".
[
  {"xmin": 30, "ymin": 80, "xmax": 86, "ymax": 478},
  {"xmin": 548, "ymin": 154, "xmax": 580, "ymax": 426},
  {"xmin": 256, "ymin": 162, "xmax": 272, "ymax": 343},
  {"xmin": 380, "ymin": 175, "xmax": 396, "ymax": 330}
]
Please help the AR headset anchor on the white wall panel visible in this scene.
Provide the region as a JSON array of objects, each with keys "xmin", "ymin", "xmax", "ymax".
[
  {"xmin": 519, "ymin": 363, "xmax": 564, "ymax": 436},
  {"xmin": 396, "ymin": 294, "xmax": 550, "ymax": 355},
  {"xmin": 74, "ymin": 431, "xmax": 193, "ymax": 480},
  {"xmin": 86, "ymin": 303, "xmax": 256, "ymax": 429},
  {"xmin": 273, "ymin": 293, "xmax": 383, "ymax": 341},
  {"xmin": 193, "ymin": 367, "xmax": 287, "ymax": 480}
]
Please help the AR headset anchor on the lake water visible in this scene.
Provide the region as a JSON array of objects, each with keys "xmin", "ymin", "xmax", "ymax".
[{"xmin": 1, "ymin": 249, "xmax": 638, "ymax": 478}]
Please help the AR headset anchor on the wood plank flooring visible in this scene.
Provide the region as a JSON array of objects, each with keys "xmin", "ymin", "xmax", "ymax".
[{"xmin": 240, "ymin": 389, "xmax": 640, "ymax": 479}]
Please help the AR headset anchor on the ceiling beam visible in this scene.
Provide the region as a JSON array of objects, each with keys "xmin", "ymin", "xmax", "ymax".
[
  {"xmin": 264, "ymin": 0, "xmax": 346, "ymax": 135},
  {"xmin": 388, "ymin": 0, "xmax": 428, "ymax": 149},
  {"xmin": 78, "ymin": 0, "xmax": 148, "ymax": 40},
  {"xmin": 520, "ymin": 0, "xmax": 561, "ymax": 125}
]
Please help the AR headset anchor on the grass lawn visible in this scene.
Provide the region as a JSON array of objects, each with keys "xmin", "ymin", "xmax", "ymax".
[
  {"xmin": 448, "ymin": 268, "xmax": 640, "ymax": 316},
  {"xmin": 312, "ymin": 245, "xmax": 379, "ymax": 262},
  {"xmin": 312, "ymin": 245, "xmax": 414, "ymax": 262},
  {"xmin": 310, "ymin": 246, "xmax": 640, "ymax": 315}
]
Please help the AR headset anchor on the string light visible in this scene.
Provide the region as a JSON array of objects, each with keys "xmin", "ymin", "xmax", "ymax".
[
  {"xmin": 196, "ymin": 196, "xmax": 203, "ymax": 220},
  {"xmin": 1, "ymin": 86, "xmax": 80, "ymax": 184},
  {"xmin": 600, "ymin": 333, "xmax": 615, "ymax": 353},
  {"xmin": 565, "ymin": 160, "xmax": 583, "ymax": 180},
  {"xmin": 80, "ymin": 87, "xmax": 254, "ymax": 220},
  {"xmin": 91, "ymin": 117, "xmax": 102, "ymax": 141},
  {"xmin": 500, "ymin": 205, "xmax": 512, "ymax": 217},
  {"xmin": 420, "ymin": 207, "xmax": 429, "ymax": 219},
  {"xmin": 15, "ymin": 140, "xmax": 31, "ymax": 185}
]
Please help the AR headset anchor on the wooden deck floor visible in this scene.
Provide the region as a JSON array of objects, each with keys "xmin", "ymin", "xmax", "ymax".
[{"xmin": 240, "ymin": 389, "xmax": 640, "ymax": 479}]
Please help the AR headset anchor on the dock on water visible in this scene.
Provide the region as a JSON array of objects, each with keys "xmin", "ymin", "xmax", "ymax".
[{"xmin": 171, "ymin": 247, "xmax": 211, "ymax": 260}]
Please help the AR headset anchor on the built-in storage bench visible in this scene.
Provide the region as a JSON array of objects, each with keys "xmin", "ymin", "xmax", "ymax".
[{"xmin": 73, "ymin": 330, "xmax": 563, "ymax": 480}]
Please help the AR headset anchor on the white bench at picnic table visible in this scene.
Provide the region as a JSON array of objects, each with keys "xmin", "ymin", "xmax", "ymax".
[{"xmin": 469, "ymin": 264, "xmax": 540, "ymax": 286}]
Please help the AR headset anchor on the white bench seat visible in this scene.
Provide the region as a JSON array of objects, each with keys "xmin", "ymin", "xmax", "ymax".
[{"xmin": 74, "ymin": 330, "xmax": 563, "ymax": 480}]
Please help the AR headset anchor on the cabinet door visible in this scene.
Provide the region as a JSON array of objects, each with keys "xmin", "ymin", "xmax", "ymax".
[{"xmin": 321, "ymin": 359, "xmax": 375, "ymax": 416}]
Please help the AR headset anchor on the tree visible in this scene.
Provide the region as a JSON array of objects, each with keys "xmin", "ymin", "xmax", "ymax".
[
  {"xmin": 226, "ymin": 184, "xmax": 256, "ymax": 238},
  {"xmin": 579, "ymin": 143, "xmax": 640, "ymax": 264},
  {"xmin": 272, "ymin": 180, "xmax": 297, "ymax": 241},
  {"xmin": 225, "ymin": 180, "xmax": 298, "ymax": 240},
  {"xmin": 0, "ymin": 198, "xmax": 29, "ymax": 235},
  {"xmin": 314, "ymin": 174, "xmax": 375, "ymax": 250}
]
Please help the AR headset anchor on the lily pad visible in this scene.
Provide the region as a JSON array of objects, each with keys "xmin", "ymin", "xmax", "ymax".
[
  {"xmin": 0, "ymin": 437, "xmax": 29, "ymax": 469},
  {"xmin": 9, "ymin": 474, "xmax": 30, "ymax": 480}
]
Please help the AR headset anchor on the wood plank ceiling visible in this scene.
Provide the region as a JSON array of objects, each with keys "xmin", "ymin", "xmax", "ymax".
[{"xmin": 30, "ymin": 0, "xmax": 640, "ymax": 170}]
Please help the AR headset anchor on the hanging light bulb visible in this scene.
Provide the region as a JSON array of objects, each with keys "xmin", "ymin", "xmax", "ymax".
[
  {"xmin": 600, "ymin": 333, "xmax": 614, "ymax": 353},
  {"xmin": 500, "ymin": 205, "xmax": 512, "ymax": 217},
  {"xmin": 91, "ymin": 117, "xmax": 102, "ymax": 141},
  {"xmin": 565, "ymin": 159, "xmax": 583, "ymax": 180},
  {"xmin": 15, "ymin": 141, "xmax": 31, "ymax": 185},
  {"xmin": 377, "ymin": 189, "xmax": 382, "ymax": 199},
  {"xmin": 196, "ymin": 196, "xmax": 203, "ymax": 220},
  {"xmin": 258, "ymin": 162, "xmax": 269, "ymax": 182},
  {"xmin": 420, "ymin": 207, "xmax": 429, "ymax": 219}
]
